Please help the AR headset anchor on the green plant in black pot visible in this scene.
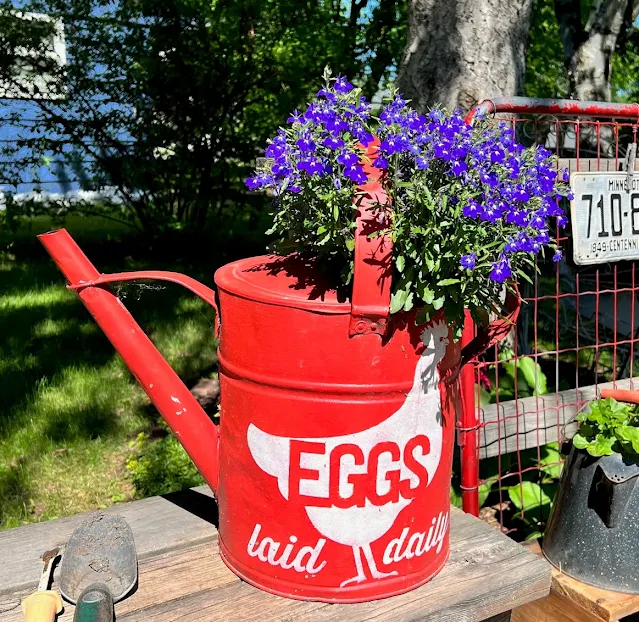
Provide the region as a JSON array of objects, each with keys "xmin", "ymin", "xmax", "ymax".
[
  {"xmin": 542, "ymin": 396, "xmax": 639, "ymax": 593},
  {"xmin": 572, "ymin": 397, "xmax": 639, "ymax": 457}
]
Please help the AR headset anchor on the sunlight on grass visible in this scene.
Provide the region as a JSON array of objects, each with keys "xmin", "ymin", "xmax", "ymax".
[
  {"xmin": 1, "ymin": 286, "xmax": 70, "ymax": 310},
  {"xmin": 0, "ymin": 232, "xmax": 218, "ymax": 529}
]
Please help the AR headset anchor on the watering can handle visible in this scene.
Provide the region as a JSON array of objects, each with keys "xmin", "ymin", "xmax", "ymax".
[
  {"xmin": 459, "ymin": 287, "xmax": 521, "ymax": 367},
  {"xmin": 349, "ymin": 139, "xmax": 392, "ymax": 337},
  {"xmin": 600, "ymin": 388, "xmax": 639, "ymax": 404},
  {"xmin": 67, "ymin": 270, "xmax": 221, "ymax": 339}
]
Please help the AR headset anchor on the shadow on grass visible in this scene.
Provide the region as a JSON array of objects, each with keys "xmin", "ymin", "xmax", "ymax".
[
  {"xmin": 0, "ymin": 212, "xmax": 270, "ymax": 526},
  {"xmin": 0, "ymin": 460, "xmax": 31, "ymax": 527},
  {"xmin": 0, "ymin": 231, "xmax": 247, "ymax": 524}
]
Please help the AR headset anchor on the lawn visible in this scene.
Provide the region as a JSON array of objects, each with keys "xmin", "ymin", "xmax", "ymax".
[{"xmin": 0, "ymin": 215, "xmax": 227, "ymax": 529}]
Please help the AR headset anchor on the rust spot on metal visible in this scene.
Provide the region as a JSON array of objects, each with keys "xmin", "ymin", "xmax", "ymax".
[{"xmin": 41, "ymin": 547, "xmax": 60, "ymax": 564}]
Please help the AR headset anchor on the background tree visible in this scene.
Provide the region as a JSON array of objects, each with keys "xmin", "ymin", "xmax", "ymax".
[
  {"xmin": 0, "ymin": 0, "xmax": 406, "ymax": 233},
  {"xmin": 397, "ymin": 0, "xmax": 533, "ymax": 111},
  {"xmin": 554, "ymin": 0, "xmax": 639, "ymax": 102},
  {"xmin": 526, "ymin": 0, "xmax": 639, "ymax": 103}
]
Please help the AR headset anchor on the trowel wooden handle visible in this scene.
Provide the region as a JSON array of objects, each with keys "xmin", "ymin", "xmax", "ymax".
[
  {"xmin": 600, "ymin": 388, "xmax": 639, "ymax": 405},
  {"xmin": 21, "ymin": 591, "xmax": 63, "ymax": 621}
]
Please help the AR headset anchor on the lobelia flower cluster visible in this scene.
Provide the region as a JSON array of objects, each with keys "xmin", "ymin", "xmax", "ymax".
[{"xmin": 245, "ymin": 70, "xmax": 572, "ymax": 334}]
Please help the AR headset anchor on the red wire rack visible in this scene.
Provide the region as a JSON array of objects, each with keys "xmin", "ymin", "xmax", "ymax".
[{"xmin": 459, "ymin": 97, "xmax": 639, "ymax": 536}]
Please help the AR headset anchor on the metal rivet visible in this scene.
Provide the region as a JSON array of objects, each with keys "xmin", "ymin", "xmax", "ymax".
[{"xmin": 356, "ymin": 321, "xmax": 367, "ymax": 333}]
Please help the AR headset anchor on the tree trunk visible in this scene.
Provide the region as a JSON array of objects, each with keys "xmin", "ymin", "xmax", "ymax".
[
  {"xmin": 554, "ymin": 0, "xmax": 639, "ymax": 157},
  {"xmin": 397, "ymin": 0, "xmax": 533, "ymax": 112},
  {"xmin": 555, "ymin": 0, "xmax": 639, "ymax": 102}
]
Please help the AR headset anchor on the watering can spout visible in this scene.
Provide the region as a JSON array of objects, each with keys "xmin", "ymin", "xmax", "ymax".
[{"xmin": 38, "ymin": 229, "xmax": 220, "ymax": 493}]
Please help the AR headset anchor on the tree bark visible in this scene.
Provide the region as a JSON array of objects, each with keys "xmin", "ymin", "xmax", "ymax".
[
  {"xmin": 397, "ymin": 0, "xmax": 533, "ymax": 112},
  {"xmin": 555, "ymin": 0, "xmax": 639, "ymax": 102}
]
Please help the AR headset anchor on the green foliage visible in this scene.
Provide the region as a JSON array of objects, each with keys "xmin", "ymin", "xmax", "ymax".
[
  {"xmin": 525, "ymin": 0, "xmax": 639, "ymax": 102},
  {"xmin": 478, "ymin": 443, "xmax": 562, "ymax": 540},
  {"xmin": 507, "ymin": 480, "xmax": 555, "ymax": 541},
  {"xmin": 612, "ymin": 27, "xmax": 639, "ymax": 102},
  {"xmin": 525, "ymin": 0, "xmax": 569, "ymax": 99},
  {"xmin": 479, "ymin": 351, "xmax": 548, "ymax": 405},
  {"xmin": 538, "ymin": 442, "xmax": 562, "ymax": 479},
  {"xmin": 0, "ymin": 0, "xmax": 406, "ymax": 232},
  {"xmin": 507, "ymin": 480, "xmax": 552, "ymax": 514},
  {"xmin": 258, "ymin": 75, "xmax": 570, "ymax": 336},
  {"xmin": 126, "ymin": 427, "xmax": 205, "ymax": 497},
  {"xmin": 0, "ymin": 217, "xmax": 218, "ymax": 529},
  {"xmin": 449, "ymin": 482, "xmax": 463, "ymax": 509},
  {"xmin": 573, "ymin": 398, "xmax": 639, "ymax": 457},
  {"xmin": 512, "ymin": 355, "xmax": 548, "ymax": 395}
]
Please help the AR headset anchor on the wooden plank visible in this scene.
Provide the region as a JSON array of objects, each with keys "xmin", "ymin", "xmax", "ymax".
[
  {"xmin": 513, "ymin": 592, "xmax": 604, "ymax": 622},
  {"xmin": 0, "ymin": 504, "xmax": 551, "ymax": 622},
  {"xmin": 0, "ymin": 485, "xmax": 218, "ymax": 596},
  {"xmin": 0, "ymin": 543, "xmax": 237, "ymax": 622},
  {"xmin": 115, "ymin": 509, "xmax": 549, "ymax": 622},
  {"xmin": 523, "ymin": 541, "xmax": 639, "ymax": 621},
  {"xmin": 118, "ymin": 579, "xmax": 329, "ymax": 622},
  {"xmin": 478, "ymin": 377, "xmax": 639, "ymax": 459}
]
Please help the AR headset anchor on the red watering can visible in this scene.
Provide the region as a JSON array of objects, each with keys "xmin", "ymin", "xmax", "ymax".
[{"xmin": 39, "ymin": 152, "xmax": 518, "ymax": 603}]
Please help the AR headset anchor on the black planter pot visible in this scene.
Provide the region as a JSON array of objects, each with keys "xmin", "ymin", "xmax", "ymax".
[{"xmin": 542, "ymin": 445, "xmax": 639, "ymax": 593}]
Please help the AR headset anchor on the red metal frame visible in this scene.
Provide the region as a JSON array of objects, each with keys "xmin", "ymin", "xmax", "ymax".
[
  {"xmin": 461, "ymin": 96, "xmax": 639, "ymax": 520},
  {"xmin": 459, "ymin": 314, "xmax": 480, "ymax": 516},
  {"xmin": 465, "ymin": 97, "xmax": 639, "ymax": 125}
]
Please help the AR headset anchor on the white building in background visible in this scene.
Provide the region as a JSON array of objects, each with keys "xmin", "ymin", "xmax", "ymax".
[
  {"xmin": 0, "ymin": 11, "xmax": 120, "ymax": 206},
  {"xmin": 0, "ymin": 10, "xmax": 66, "ymax": 100}
]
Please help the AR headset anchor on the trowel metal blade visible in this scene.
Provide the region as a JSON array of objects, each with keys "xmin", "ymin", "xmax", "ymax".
[{"xmin": 59, "ymin": 513, "xmax": 137, "ymax": 604}]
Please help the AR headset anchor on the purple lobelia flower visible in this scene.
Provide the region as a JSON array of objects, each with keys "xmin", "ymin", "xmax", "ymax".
[
  {"xmin": 452, "ymin": 160, "xmax": 468, "ymax": 176},
  {"xmin": 245, "ymin": 74, "xmax": 573, "ymax": 329},
  {"xmin": 337, "ymin": 151, "xmax": 359, "ymax": 167},
  {"xmin": 334, "ymin": 75, "xmax": 353, "ymax": 94},
  {"xmin": 287, "ymin": 110, "xmax": 303, "ymax": 124},
  {"xmin": 375, "ymin": 156, "xmax": 389, "ymax": 169},
  {"xmin": 490, "ymin": 256, "xmax": 512, "ymax": 283},
  {"xmin": 296, "ymin": 134, "xmax": 316, "ymax": 153},
  {"xmin": 463, "ymin": 200, "xmax": 480, "ymax": 219},
  {"xmin": 460, "ymin": 253, "xmax": 477, "ymax": 270},
  {"xmin": 323, "ymin": 136, "xmax": 345, "ymax": 150},
  {"xmin": 344, "ymin": 165, "xmax": 367, "ymax": 184},
  {"xmin": 245, "ymin": 171, "xmax": 273, "ymax": 190}
]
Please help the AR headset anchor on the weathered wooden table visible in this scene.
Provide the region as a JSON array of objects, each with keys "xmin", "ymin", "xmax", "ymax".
[{"xmin": 0, "ymin": 486, "xmax": 550, "ymax": 621}]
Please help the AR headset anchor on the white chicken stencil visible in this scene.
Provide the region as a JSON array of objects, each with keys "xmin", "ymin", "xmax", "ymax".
[{"xmin": 247, "ymin": 320, "xmax": 449, "ymax": 587}]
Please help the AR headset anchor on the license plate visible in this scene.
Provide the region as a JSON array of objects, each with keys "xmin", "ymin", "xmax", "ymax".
[{"xmin": 570, "ymin": 172, "xmax": 639, "ymax": 265}]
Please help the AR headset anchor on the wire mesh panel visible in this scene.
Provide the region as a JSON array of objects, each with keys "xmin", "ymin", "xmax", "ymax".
[{"xmin": 458, "ymin": 98, "xmax": 639, "ymax": 540}]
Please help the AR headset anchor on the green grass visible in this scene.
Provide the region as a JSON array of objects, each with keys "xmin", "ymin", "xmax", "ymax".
[{"xmin": 0, "ymin": 216, "xmax": 218, "ymax": 529}]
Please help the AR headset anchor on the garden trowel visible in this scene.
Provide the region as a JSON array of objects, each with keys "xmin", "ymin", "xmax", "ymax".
[{"xmin": 59, "ymin": 513, "xmax": 137, "ymax": 622}]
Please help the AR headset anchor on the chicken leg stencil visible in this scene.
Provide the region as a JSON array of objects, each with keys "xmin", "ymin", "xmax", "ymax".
[{"xmin": 247, "ymin": 320, "xmax": 450, "ymax": 586}]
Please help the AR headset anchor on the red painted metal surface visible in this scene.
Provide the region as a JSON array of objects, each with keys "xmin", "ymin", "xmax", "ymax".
[
  {"xmin": 461, "ymin": 96, "xmax": 639, "ymax": 528},
  {"xmin": 349, "ymin": 139, "xmax": 393, "ymax": 337},
  {"xmin": 600, "ymin": 388, "xmax": 639, "ymax": 404},
  {"xmin": 465, "ymin": 97, "xmax": 639, "ymax": 125},
  {"xmin": 39, "ymin": 156, "xmax": 517, "ymax": 601},
  {"xmin": 215, "ymin": 255, "xmax": 460, "ymax": 601},
  {"xmin": 459, "ymin": 313, "xmax": 480, "ymax": 517}
]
